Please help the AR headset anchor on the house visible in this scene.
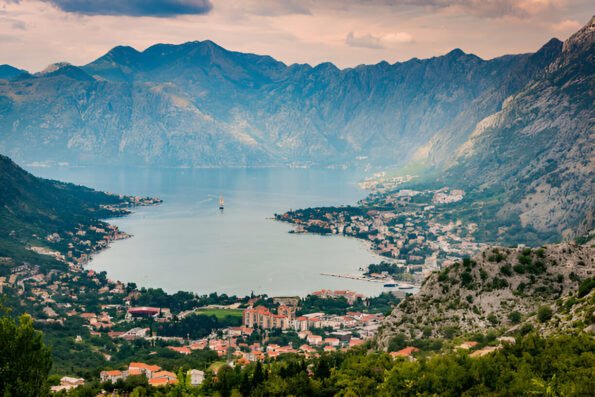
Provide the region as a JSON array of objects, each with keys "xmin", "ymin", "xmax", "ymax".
[
  {"xmin": 299, "ymin": 344, "xmax": 316, "ymax": 353},
  {"xmin": 149, "ymin": 378, "xmax": 170, "ymax": 387},
  {"xmin": 152, "ymin": 371, "xmax": 177, "ymax": 381},
  {"xmin": 188, "ymin": 369, "xmax": 205, "ymax": 386},
  {"xmin": 457, "ymin": 341, "xmax": 479, "ymax": 350},
  {"xmin": 294, "ymin": 316, "xmax": 309, "ymax": 331},
  {"xmin": 190, "ymin": 340, "xmax": 208, "ymax": 350},
  {"xmin": 100, "ymin": 370, "xmax": 125, "ymax": 383},
  {"xmin": 324, "ymin": 337, "xmax": 341, "ymax": 347},
  {"xmin": 168, "ymin": 346, "xmax": 191, "ymax": 355},
  {"xmin": 390, "ymin": 346, "xmax": 420, "ymax": 360},
  {"xmin": 349, "ymin": 338, "xmax": 364, "ymax": 348},
  {"xmin": 128, "ymin": 362, "xmax": 161, "ymax": 379},
  {"xmin": 50, "ymin": 376, "xmax": 85, "ymax": 392},
  {"xmin": 297, "ymin": 330, "xmax": 312, "ymax": 339},
  {"xmin": 307, "ymin": 334, "xmax": 323, "ymax": 346}
]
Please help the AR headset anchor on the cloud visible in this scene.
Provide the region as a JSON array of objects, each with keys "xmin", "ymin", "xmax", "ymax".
[
  {"xmin": 42, "ymin": 0, "xmax": 213, "ymax": 17},
  {"xmin": 551, "ymin": 19, "xmax": 582, "ymax": 32},
  {"xmin": 238, "ymin": 0, "xmax": 311, "ymax": 16},
  {"xmin": 346, "ymin": 31, "xmax": 413, "ymax": 49},
  {"xmin": 337, "ymin": 0, "xmax": 560, "ymax": 19},
  {"xmin": 0, "ymin": 16, "xmax": 26, "ymax": 30}
]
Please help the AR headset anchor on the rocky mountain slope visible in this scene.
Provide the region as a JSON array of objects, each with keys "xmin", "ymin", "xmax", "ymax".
[
  {"xmin": 0, "ymin": 36, "xmax": 562, "ymax": 166},
  {"xmin": 443, "ymin": 16, "xmax": 594, "ymax": 241},
  {"xmin": 377, "ymin": 242, "xmax": 594, "ymax": 348}
]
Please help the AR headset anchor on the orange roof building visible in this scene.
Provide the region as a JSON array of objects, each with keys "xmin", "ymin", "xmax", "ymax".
[{"xmin": 390, "ymin": 346, "xmax": 420, "ymax": 359}]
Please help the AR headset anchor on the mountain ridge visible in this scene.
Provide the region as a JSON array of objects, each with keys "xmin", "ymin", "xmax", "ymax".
[
  {"xmin": 442, "ymin": 16, "xmax": 594, "ymax": 241},
  {"xmin": 0, "ymin": 30, "xmax": 569, "ymax": 167}
]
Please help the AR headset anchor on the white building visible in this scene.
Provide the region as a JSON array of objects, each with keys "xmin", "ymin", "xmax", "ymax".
[{"xmin": 188, "ymin": 369, "xmax": 205, "ymax": 386}]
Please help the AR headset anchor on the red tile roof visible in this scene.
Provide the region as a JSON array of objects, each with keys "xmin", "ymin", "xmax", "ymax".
[{"xmin": 390, "ymin": 346, "xmax": 420, "ymax": 357}]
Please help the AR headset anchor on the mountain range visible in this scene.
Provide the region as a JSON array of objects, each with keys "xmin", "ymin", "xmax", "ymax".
[
  {"xmin": 0, "ymin": 24, "xmax": 582, "ymax": 168},
  {"xmin": 0, "ymin": 17, "xmax": 592, "ymax": 241}
]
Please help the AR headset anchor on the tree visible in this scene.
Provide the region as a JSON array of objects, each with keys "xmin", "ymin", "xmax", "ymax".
[
  {"xmin": 0, "ymin": 312, "xmax": 52, "ymax": 397},
  {"xmin": 252, "ymin": 361, "xmax": 265, "ymax": 388}
]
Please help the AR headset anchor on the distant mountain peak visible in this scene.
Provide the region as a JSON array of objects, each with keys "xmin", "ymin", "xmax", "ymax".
[
  {"xmin": 36, "ymin": 62, "xmax": 94, "ymax": 82},
  {"xmin": 39, "ymin": 62, "xmax": 71, "ymax": 74},
  {"xmin": 0, "ymin": 64, "xmax": 28, "ymax": 81},
  {"xmin": 105, "ymin": 45, "xmax": 141, "ymax": 58},
  {"xmin": 446, "ymin": 48, "xmax": 466, "ymax": 57}
]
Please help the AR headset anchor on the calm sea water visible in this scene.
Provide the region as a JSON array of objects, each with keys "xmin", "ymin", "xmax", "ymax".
[{"xmin": 27, "ymin": 166, "xmax": 387, "ymax": 297}]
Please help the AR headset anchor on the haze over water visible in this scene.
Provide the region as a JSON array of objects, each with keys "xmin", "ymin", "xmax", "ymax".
[{"xmin": 28, "ymin": 166, "xmax": 387, "ymax": 297}]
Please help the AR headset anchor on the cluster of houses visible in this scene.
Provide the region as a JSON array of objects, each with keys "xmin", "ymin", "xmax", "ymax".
[
  {"xmin": 311, "ymin": 289, "xmax": 365, "ymax": 304},
  {"xmin": 279, "ymin": 187, "xmax": 485, "ymax": 276},
  {"xmin": 99, "ymin": 362, "xmax": 204, "ymax": 387},
  {"xmin": 242, "ymin": 304, "xmax": 383, "ymax": 337}
]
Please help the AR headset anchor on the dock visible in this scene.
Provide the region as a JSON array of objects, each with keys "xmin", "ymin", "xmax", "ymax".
[
  {"xmin": 320, "ymin": 272, "xmax": 418, "ymax": 290},
  {"xmin": 320, "ymin": 272, "xmax": 384, "ymax": 283}
]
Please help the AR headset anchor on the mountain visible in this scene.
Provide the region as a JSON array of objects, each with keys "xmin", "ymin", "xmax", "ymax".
[
  {"xmin": 377, "ymin": 242, "xmax": 595, "ymax": 347},
  {"xmin": 441, "ymin": 16, "xmax": 594, "ymax": 241},
  {"xmin": 0, "ymin": 36, "xmax": 563, "ymax": 167},
  {"xmin": 0, "ymin": 154, "xmax": 132, "ymax": 272},
  {"xmin": 0, "ymin": 64, "xmax": 29, "ymax": 81}
]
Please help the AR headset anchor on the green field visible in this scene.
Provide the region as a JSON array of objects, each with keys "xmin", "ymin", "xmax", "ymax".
[{"xmin": 195, "ymin": 308, "xmax": 244, "ymax": 319}]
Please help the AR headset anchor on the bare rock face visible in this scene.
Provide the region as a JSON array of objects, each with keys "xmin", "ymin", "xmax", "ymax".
[
  {"xmin": 444, "ymin": 16, "xmax": 594, "ymax": 241},
  {"xmin": 377, "ymin": 242, "xmax": 594, "ymax": 349}
]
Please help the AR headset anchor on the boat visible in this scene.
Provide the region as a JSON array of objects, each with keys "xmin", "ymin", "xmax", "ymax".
[
  {"xmin": 383, "ymin": 283, "xmax": 397, "ymax": 288},
  {"xmin": 219, "ymin": 196, "xmax": 224, "ymax": 210}
]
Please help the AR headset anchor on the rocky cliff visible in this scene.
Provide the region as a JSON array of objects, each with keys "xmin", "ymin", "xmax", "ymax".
[
  {"xmin": 377, "ymin": 242, "xmax": 594, "ymax": 348},
  {"xmin": 445, "ymin": 16, "xmax": 594, "ymax": 240}
]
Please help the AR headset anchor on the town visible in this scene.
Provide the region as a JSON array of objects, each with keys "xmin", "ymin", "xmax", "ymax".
[
  {"xmin": 2, "ymin": 241, "xmax": 405, "ymax": 393},
  {"xmin": 276, "ymin": 186, "xmax": 485, "ymax": 287}
]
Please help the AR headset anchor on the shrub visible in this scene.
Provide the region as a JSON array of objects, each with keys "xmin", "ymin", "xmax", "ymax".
[
  {"xmin": 537, "ymin": 305, "xmax": 553, "ymax": 323},
  {"xmin": 487, "ymin": 314, "xmax": 499, "ymax": 325},
  {"xmin": 438, "ymin": 269, "xmax": 449, "ymax": 282},
  {"xmin": 500, "ymin": 264, "xmax": 513, "ymax": 277},
  {"xmin": 577, "ymin": 277, "xmax": 595, "ymax": 298},
  {"xmin": 519, "ymin": 323, "xmax": 533, "ymax": 335},
  {"xmin": 508, "ymin": 311, "xmax": 522, "ymax": 324},
  {"xmin": 491, "ymin": 277, "xmax": 509, "ymax": 290},
  {"xmin": 513, "ymin": 264, "xmax": 526, "ymax": 274},
  {"xmin": 441, "ymin": 326, "xmax": 458, "ymax": 339},
  {"xmin": 461, "ymin": 271, "xmax": 474, "ymax": 288}
]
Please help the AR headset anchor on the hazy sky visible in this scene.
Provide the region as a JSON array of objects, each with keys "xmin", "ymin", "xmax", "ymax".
[{"xmin": 0, "ymin": 0, "xmax": 592, "ymax": 72}]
